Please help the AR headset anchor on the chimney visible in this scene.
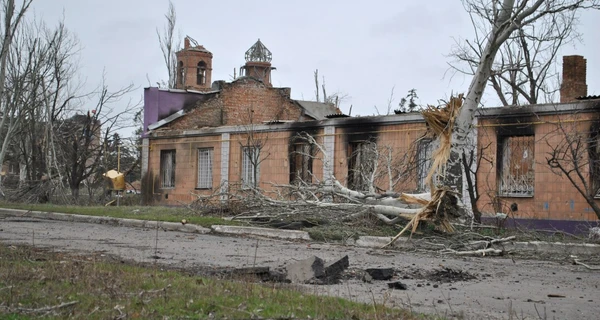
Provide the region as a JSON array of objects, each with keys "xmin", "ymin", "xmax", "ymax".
[
  {"xmin": 184, "ymin": 37, "xmax": 190, "ymax": 49},
  {"xmin": 560, "ymin": 55, "xmax": 587, "ymax": 103}
]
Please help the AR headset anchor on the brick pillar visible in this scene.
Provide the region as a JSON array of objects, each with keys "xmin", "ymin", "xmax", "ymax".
[
  {"xmin": 560, "ymin": 55, "xmax": 587, "ymax": 103},
  {"xmin": 220, "ymin": 133, "xmax": 230, "ymax": 201}
]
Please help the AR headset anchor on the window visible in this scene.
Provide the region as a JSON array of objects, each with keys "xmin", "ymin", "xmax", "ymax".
[
  {"xmin": 498, "ymin": 136, "xmax": 534, "ymax": 196},
  {"xmin": 348, "ymin": 141, "xmax": 377, "ymax": 191},
  {"xmin": 241, "ymin": 146, "xmax": 259, "ymax": 188},
  {"xmin": 177, "ymin": 61, "xmax": 184, "ymax": 85},
  {"xmin": 160, "ymin": 150, "xmax": 176, "ymax": 188},
  {"xmin": 290, "ymin": 143, "xmax": 313, "ymax": 184},
  {"xmin": 416, "ymin": 139, "xmax": 434, "ymax": 192},
  {"xmin": 197, "ymin": 148, "xmax": 213, "ymax": 189},
  {"xmin": 197, "ymin": 61, "xmax": 207, "ymax": 85}
]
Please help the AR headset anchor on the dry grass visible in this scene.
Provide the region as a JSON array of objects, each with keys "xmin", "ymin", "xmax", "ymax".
[{"xmin": 0, "ymin": 244, "xmax": 436, "ymax": 320}]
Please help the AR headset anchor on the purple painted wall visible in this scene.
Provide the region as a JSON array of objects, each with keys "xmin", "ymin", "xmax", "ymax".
[
  {"xmin": 482, "ymin": 217, "xmax": 599, "ymax": 235},
  {"xmin": 143, "ymin": 87, "xmax": 216, "ymax": 135}
]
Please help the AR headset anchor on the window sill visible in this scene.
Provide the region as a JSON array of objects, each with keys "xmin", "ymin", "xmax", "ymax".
[
  {"xmin": 161, "ymin": 187, "xmax": 175, "ymax": 190},
  {"xmin": 195, "ymin": 187, "xmax": 212, "ymax": 190},
  {"xmin": 498, "ymin": 193, "xmax": 534, "ymax": 198}
]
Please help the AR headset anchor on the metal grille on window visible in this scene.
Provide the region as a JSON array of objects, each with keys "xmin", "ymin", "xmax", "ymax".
[
  {"xmin": 499, "ymin": 136, "xmax": 534, "ymax": 196},
  {"xmin": 348, "ymin": 141, "xmax": 376, "ymax": 192},
  {"xmin": 417, "ymin": 139, "xmax": 434, "ymax": 192},
  {"xmin": 197, "ymin": 148, "xmax": 213, "ymax": 189},
  {"xmin": 242, "ymin": 147, "xmax": 259, "ymax": 188},
  {"xmin": 160, "ymin": 150, "xmax": 176, "ymax": 188}
]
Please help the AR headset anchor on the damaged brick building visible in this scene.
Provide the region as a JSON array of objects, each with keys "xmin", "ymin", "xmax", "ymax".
[{"xmin": 142, "ymin": 38, "xmax": 600, "ymax": 231}]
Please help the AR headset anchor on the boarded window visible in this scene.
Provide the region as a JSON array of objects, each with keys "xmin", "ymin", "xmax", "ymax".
[
  {"xmin": 416, "ymin": 139, "xmax": 434, "ymax": 192},
  {"xmin": 499, "ymin": 136, "xmax": 534, "ymax": 196},
  {"xmin": 160, "ymin": 150, "xmax": 176, "ymax": 188},
  {"xmin": 290, "ymin": 143, "xmax": 313, "ymax": 184},
  {"xmin": 197, "ymin": 148, "xmax": 213, "ymax": 189},
  {"xmin": 241, "ymin": 146, "xmax": 259, "ymax": 188},
  {"xmin": 348, "ymin": 141, "xmax": 377, "ymax": 192}
]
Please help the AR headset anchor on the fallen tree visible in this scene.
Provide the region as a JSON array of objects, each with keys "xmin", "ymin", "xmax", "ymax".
[{"xmin": 186, "ymin": 97, "xmax": 467, "ymax": 240}]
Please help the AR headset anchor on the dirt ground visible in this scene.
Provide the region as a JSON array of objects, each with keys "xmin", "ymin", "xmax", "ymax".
[{"xmin": 1, "ymin": 215, "xmax": 599, "ymax": 320}]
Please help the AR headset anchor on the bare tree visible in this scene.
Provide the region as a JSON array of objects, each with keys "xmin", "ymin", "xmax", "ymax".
[
  {"xmin": 313, "ymin": 69, "xmax": 348, "ymax": 110},
  {"xmin": 55, "ymin": 74, "xmax": 138, "ymax": 200},
  {"xmin": 237, "ymin": 108, "xmax": 270, "ymax": 189},
  {"xmin": 156, "ymin": 0, "xmax": 179, "ymax": 88},
  {"xmin": 443, "ymin": 0, "xmax": 600, "ymax": 211},
  {"xmin": 450, "ymin": 1, "xmax": 582, "ymax": 106},
  {"xmin": 0, "ymin": 0, "xmax": 33, "ymax": 192}
]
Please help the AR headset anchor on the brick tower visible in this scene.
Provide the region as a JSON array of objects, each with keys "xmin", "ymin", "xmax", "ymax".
[
  {"xmin": 560, "ymin": 55, "xmax": 587, "ymax": 103},
  {"xmin": 241, "ymin": 39, "xmax": 275, "ymax": 86},
  {"xmin": 175, "ymin": 36, "xmax": 213, "ymax": 91}
]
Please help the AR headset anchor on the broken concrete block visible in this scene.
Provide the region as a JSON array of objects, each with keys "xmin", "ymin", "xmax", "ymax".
[
  {"xmin": 387, "ymin": 281, "xmax": 408, "ymax": 290},
  {"xmin": 322, "ymin": 255, "xmax": 349, "ymax": 284},
  {"xmin": 286, "ymin": 256, "xmax": 325, "ymax": 283},
  {"xmin": 362, "ymin": 272, "xmax": 373, "ymax": 283},
  {"xmin": 365, "ymin": 268, "xmax": 395, "ymax": 280}
]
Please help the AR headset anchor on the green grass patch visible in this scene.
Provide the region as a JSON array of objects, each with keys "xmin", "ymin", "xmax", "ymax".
[
  {"xmin": 0, "ymin": 244, "xmax": 432, "ymax": 319},
  {"xmin": 0, "ymin": 202, "xmax": 242, "ymax": 228}
]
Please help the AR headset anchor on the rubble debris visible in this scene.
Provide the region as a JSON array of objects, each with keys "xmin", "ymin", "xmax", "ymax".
[
  {"xmin": 362, "ymin": 273, "xmax": 373, "ymax": 283},
  {"xmin": 387, "ymin": 281, "xmax": 407, "ymax": 290},
  {"xmin": 322, "ymin": 255, "xmax": 349, "ymax": 284},
  {"xmin": 426, "ymin": 267, "xmax": 476, "ymax": 283},
  {"xmin": 365, "ymin": 268, "xmax": 395, "ymax": 281},
  {"xmin": 286, "ymin": 256, "xmax": 325, "ymax": 283},
  {"xmin": 285, "ymin": 255, "xmax": 349, "ymax": 284}
]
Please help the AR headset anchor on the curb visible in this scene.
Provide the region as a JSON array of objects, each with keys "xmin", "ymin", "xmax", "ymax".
[
  {"xmin": 354, "ymin": 235, "xmax": 600, "ymax": 255},
  {"xmin": 0, "ymin": 208, "xmax": 211, "ymax": 234},
  {"xmin": 211, "ymin": 225, "xmax": 311, "ymax": 241}
]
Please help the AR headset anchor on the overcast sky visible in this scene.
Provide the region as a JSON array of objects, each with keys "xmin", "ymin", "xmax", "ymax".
[{"xmin": 31, "ymin": 0, "xmax": 600, "ymax": 134}]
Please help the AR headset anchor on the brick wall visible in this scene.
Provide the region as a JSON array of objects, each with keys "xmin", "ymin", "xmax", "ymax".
[
  {"xmin": 476, "ymin": 112, "xmax": 600, "ymax": 221},
  {"xmin": 220, "ymin": 78, "xmax": 302, "ymax": 125}
]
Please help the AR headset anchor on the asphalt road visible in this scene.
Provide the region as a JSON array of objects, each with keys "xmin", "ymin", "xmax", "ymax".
[{"xmin": 1, "ymin": 215, "xmax": 599, "ymax": 320}]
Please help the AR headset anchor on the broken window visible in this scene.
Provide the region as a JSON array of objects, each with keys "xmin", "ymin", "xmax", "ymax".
[
  {"xmin": 498, "ymin": 136, "xmax": 535, "ymax": 196},
  {"xmin": 197, "ymin": 61, "xmax": 206, "ymax": 85},
  {"xmin": 160, "ymin": 150, "xmax": 176, "ymax": 188},
  {"xmin": 197, "ymin": 148, "xmax": 213, "ymax": 189},
  {"xmin": 416, "ymin": 139, "xmax": 434, "ymax": 192},
  {"xmin": 348, "ymin": 141, "xmax": 377, "ymax": 192},
  {"xmin": 290, "ymin": 142, "xmax": 313, "ymax": 184},
  {"xmin": 241, "ymin": 146, "xmax": 259, "ymax": 188},
  {"xmin": 177, "ymin": 61, "xmax": 184, "ymax": 85}
]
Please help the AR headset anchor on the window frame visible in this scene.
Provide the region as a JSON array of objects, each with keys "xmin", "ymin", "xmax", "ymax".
[
  {"xmin": 197, "ymin": 61, "xmax": 207, "ymax": 85},
  {"xmin": 241, "ymin": 146, "xmax": 260, "ymax": 189},
  {"xmin": 196, "ymin": 148, "xmax": 213, "ymax": 189},
  {"xmin": 290, "ymin": 142, "xmax": 313, "ymax": 184},
  {"xmin": 160, "ymin": 149, "xmax": 176, "ymax": 189},
  {"xmin": 347, "ymin": 140, "xmax": 377, "ymax": 192},
  {"xmin": 497, "ymin": 135, "xmax": 535, "ymax": 198}
]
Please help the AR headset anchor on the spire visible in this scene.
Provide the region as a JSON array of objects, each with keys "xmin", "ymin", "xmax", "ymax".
[{"xmin": 245, "ymin": 39, "xmax": 272, "ymax": 63}]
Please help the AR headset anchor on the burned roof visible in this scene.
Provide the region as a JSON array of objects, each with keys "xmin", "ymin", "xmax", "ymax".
[{"xmin": 295, "ymin": 100, "xmax": 340, "ymax": 120}]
